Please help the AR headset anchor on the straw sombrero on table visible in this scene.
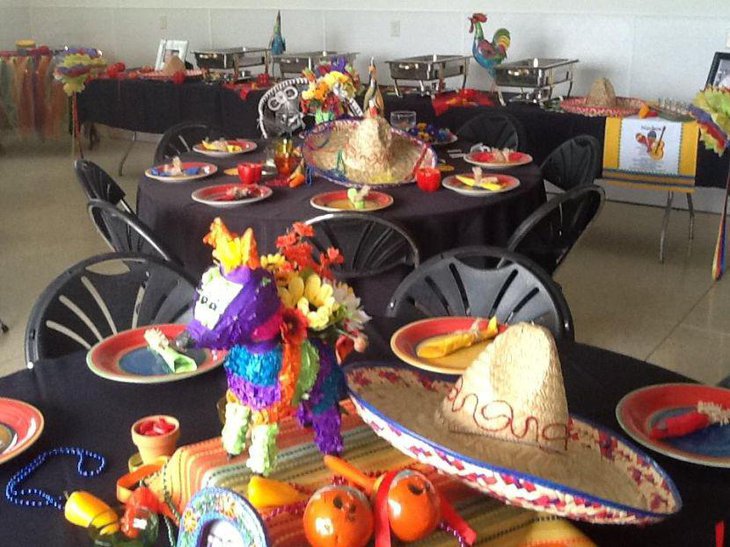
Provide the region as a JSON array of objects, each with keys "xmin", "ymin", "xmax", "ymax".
[
  {"xmin": 346, "ymin": 323, "xmax": 682, "ymax": 524},
  {"xmin": 302, "ymin": 117, "xmax": 438, "ymax": 188}
]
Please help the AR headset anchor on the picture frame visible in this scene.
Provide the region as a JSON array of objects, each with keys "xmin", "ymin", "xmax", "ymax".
[
  {"xmin": 706, "ymin": 51, "xmax": 730, "ymax": 88},
  {"xmin": 155, "ymin": 39, "xmax": 189, "ymax": 71}
]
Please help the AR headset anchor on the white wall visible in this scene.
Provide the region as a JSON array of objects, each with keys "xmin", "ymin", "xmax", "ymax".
[{"xmin": 1, "ymin": 0, "xmax": 727, "ymax": 102}]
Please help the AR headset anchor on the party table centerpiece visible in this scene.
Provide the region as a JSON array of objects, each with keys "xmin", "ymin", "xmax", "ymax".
[
  {"xmin": 180, "ymin": 219, "xmax": 369, "ymax": 475},
  {"xmin": 300, "ymin": 58, "xmax": 360, "ymax": 123}
]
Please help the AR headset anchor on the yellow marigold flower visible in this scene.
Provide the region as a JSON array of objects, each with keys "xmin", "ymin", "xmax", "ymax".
[{"xmin": 278, "ymin": 275, "xmax": 304, "ymax": 308}]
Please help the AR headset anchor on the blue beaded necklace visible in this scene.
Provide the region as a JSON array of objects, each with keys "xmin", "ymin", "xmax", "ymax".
[{"xmin": 5, "ymin": 447, "xmax": 106, "ymax": 510}]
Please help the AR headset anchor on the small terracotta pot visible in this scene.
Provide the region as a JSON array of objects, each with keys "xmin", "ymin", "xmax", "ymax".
[{"xmin": 131, "ymin": 415, "xmax": 180, "ymax": 464}]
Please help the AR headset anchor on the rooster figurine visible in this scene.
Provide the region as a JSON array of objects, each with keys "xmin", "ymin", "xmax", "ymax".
[
  {"xmin": 468, "ymin": 13, "xmax": 510, "ymax": 78},
  {"xmin": 362, "ymin": 57, "xmax": 384, "ymax": 117},
  {"xmin": 269, "ymin": 10, "xmax": 286, "ymax": 56}
]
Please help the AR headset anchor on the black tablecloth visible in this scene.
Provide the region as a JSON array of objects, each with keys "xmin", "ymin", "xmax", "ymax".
[
  {"xmin": 0, "ymin": 317, "xmax": 728, "ymax": 546},
  {"xmin": 136, "ymin": 146, "xmax": 545, "ymax": 314},
  {"xmin": 78, "ymin": 79, "xmax": 729, "ymax": 188}
]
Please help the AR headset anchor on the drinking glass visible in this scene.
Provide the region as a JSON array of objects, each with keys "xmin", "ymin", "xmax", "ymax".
[{"xmin": 390, "ymin": 110, "xmax": 417, "ymax": 132}]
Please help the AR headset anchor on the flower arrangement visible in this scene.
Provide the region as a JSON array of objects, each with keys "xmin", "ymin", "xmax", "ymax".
[
  {"xmin": 300, "ymin": 58, "xmax": 360, "ymax": 123},
  {"xmin": 53, "ymin": 47, "xmax": 106, "ymax": 95},
  {"xmin": 183, "ymin": 218, "xmax": 369, "ymax": 475}
]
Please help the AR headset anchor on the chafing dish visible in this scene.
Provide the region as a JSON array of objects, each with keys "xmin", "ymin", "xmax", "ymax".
[
  {"xmin": 194, "ymin": 47, "xmax": 270, "ymax": 81},
  {"xmin": 386, "ymin": 54, "xmax": 470, "ymax": 97},
  {"xmin": 494, "ymin": 58, "xmax": 578, "ymax": 105},
  {"xmin": 273, "ymin": 51, "xmax": 358, "ymax": 77}
]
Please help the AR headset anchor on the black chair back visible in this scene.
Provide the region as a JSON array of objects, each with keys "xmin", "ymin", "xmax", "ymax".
[
  {"xmin": 25, "ymin": 253, "xmax": 197, "ymax": 365},
  {"xmin": 87, "ymin": 199, "xmax": 180, "ymax": 265},
  {"xmin": 541, "ymin": 135, "xmax": 601, "ymax": 191},
  {"xmin": 154, "ymin": 121, "xmax": 225, "ymax": 164},
  {"xmin": 304, "ymin": 213, "xmax": 420, "ymax": 279},
  {"xmin": 507, "ymin": 185, "xmax": 605, "ymax": 275},
  {"xmin": 456, "ymin": 111, "xmax": 526, "ymax": 151},
  {"xmin": 74, "ymin": 159, "xmax": 133, "ymax": 213},
  {"xmin": 387, "ymin": 246, "xmax": 573, "ymax": 340}
]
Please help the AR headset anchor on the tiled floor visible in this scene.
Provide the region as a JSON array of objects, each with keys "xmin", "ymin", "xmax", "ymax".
[{"xmin": 1, "ymin": 134, "xmax": 729, "ymax": 385}]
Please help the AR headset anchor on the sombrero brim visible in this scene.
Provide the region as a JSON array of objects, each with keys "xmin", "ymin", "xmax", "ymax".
[
  {"xmin": 346, "ymin": 364, "xmax": 682, "ymax": 525},
  {"xmin": 560, "ymin": 96, "xmax": 643, "ymax": 117},
  {"xmin": 302, "ymin": 119, "xmax": 438, "ymax": 188}
]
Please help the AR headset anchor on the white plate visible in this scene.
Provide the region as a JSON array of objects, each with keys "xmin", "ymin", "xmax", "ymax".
[
  {"xmin": 192, "ymin": 140, "xmax": 257, "ymax": 158},
  {"xmin": 443, "ymin": 174, "xmax": 520, "ymax": 196},
  {"xmin": 191, "ymin": 184, "xmax": 272, "ymax": 208},
  {"xmin": 145, "ymin": 162, "xmax": 217, "ymax": 183}
]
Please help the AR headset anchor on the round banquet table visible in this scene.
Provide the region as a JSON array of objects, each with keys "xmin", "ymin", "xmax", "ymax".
[
  {"xmin": 137, "ymin": 142, "xmax": 545, "ymax": 313},
  {"xmin": 0, "ymin": 316, "xmax": 727, "ymax": 546}
]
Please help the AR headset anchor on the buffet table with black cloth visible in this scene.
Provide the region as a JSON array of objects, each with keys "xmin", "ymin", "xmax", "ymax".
[
  {"xmin": 0, "ymin": 316, "xmax": 728, "ymax": 546},
  {"xmin": 78, "ymin": 78, "xmax": 729, "ymax": 188},
  {"xmin": 136, "ymin": 146, "xmax": 545, "ymax": 314}
]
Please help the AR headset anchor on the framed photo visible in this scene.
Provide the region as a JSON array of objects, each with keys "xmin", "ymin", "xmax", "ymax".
[
  {"xmin": 155, "ymin": 39, "xmax": 189, "ymax": 70},
  {"xmin": 706, "ymin": 51, "xmax": 730, "ymax": 88}
]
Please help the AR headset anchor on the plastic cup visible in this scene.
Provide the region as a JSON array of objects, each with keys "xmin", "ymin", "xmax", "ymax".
[
  {"xmin": 237, "ymin": 162, "xmax": 263, "ymax": 185},
  {"xmin": 415, "ymin": 167, "xmax": 441, "ymax": 192}
]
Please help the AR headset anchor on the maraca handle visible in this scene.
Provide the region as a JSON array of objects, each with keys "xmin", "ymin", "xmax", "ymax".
[{"xmin": 323, "ymin": 455, "xmax": 376, "ymax": 494}]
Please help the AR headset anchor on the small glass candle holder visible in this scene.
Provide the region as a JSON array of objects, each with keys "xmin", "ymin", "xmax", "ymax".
[
  {"xmin": 390, "ymin": 110, "xmax": 417, "ymax": 132},
  {"xmin": 237, "ymin": 162, "xmax": 263, "ymax": 185},
  {"xmin": 273, "ymin": 137, "xmax": 296, "ymax": 177},
  {"xmin": 415, "ymin": 167, "xmax": 441, "ymax": 192}
]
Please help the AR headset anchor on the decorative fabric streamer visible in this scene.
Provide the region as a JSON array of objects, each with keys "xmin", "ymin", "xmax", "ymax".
[{"xmin": 689, "ymin": 87, "xmax": 730, "ymax": 280}]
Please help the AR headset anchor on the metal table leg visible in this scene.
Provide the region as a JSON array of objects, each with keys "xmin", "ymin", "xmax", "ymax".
[
  {"xmin": 659, "ymin": 191, "xmax": 674, "ymax": 263},
  {"xmin": 687, "ymin": 193, "xmax": 695, "ymax": 241},
  {"xmin": 118, "ymin": 131, "xmax": 137, "ymax": 177}
]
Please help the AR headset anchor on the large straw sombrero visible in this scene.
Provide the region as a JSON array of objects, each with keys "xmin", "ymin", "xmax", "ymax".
[
  {"xmin": 302, "ymin": 118, "xmax": 438, "ymax": 188},
  {"xmin": 346, "ymin": 323, "xmax": 681, "ymax": 524}
]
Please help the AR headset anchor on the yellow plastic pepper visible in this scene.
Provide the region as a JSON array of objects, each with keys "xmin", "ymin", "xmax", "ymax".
[
  {"xmin": 247, "ymin": 476, "xmax": 308, "ymax": 509},
  {"xmin": 64, "ymin": 491, "xmax": 120, "ymax": 535}
]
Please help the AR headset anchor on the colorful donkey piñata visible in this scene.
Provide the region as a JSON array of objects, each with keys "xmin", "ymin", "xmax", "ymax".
[{"xmin": 182, "ymin": 219, "xmax": 369, "ymax": 475}]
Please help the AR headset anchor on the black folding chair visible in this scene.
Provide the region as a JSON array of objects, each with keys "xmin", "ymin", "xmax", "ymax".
[
  {"xmin": 87, "ymin": 199, "xmax": 180, "ymax": 265},
  {"xmin": 507, "ymin": 185, "xmax": 605, "ymax": 275},
  {"xmin": 456, "ymin": 110, "xmax": 526, "ymax": 151},
  {"xmin": 304, "ymin": 213, "xmax": 420, "ymax": 278},
  {"xmin": 304, "ymin": 213, "xmax": 420, "ymax": 314},
  {"xmin": 541, "ymin": 135, "xmax": 601, "ymax": 192},
  {"xmin": 153, "ymin": 121, "xmax": 226, "ymax": 164},
  {"xmin": 25, "ymin": 253, "xmax": 196, "ymax": 366},
  {"xmin": 387, "ymin": 246, "xmax": 573, "ymax": 340},
  {"xmin": 74, "ymin": 159, "xmax": 133, "ymax": 213}
]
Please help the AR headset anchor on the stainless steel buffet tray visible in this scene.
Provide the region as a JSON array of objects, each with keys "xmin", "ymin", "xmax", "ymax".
[
  {"xmin": 194, "ymin": 47, "xmax": 269, "ymax": 70},
  {"xmin": 494, "ymin": 58, "xmax": 578, "ymax": 104},
  {"xmin": 273, "ymin": 51, "xmax": 358, "ymax": 76},
  {"xmin": 387, "ymin": 54, "xmax": 470, "ymax": 97}
]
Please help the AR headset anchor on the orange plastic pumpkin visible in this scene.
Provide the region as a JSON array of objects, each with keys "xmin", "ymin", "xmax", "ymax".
[
  {"xmin": 386, "ymin": 470, "xmax": 441, "ymax": 542},
  {"xmin": 303, "ymin": 485, "xmax": 374, "ymax": 547}
]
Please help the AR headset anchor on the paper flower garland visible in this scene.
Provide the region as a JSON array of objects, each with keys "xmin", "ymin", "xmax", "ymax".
[
  {"xmin": 53, "ymin": 47, "xmax": 106, "ymax": 96},
  {"xmin": 690, "ymin": 86, "xmax": 730, "ymax": 279}
]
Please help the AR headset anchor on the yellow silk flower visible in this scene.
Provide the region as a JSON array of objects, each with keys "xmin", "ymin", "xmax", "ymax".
[
  {"xmin": 298, "ymin": 274, "xmax": 336, "ymax": 331},
  {"xmin": 278, "ymin": 274, "xmax": 304, "ymax": 308}
]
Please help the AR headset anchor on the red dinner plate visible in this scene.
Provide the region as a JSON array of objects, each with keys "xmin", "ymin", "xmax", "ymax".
[
  {"xmin": 86, "ymin": 324, "xmax": 226, "ymax": 384},
  {"xmin": 0, "ymin": 398, "xmax": 44, "ymax": 465},
  {"xmin": 390, "ymin": 317, "xmax": 497, "ymax": 374},
  {"xmin": 465, "ymin": 150, "xmax": 533, "ymax": 169},
  {"xmin": 191, "ymin": 184, "xmax": 272, "ymax": 208},
  {"xmin": 145, "ymin": 161, "xmax": 217, "ymax": 182},
  {"xmin": 442, "ymin": 173, "xmax": 520, "ymax": 196},
  {"xmin": 616, "ymin": 383, "xmax": 730, "ymax": 467},
  {"xmin": 192, "ymin": 139, "xmax": 257, "ymax": 157},
  {"xmin": 310, "ymin": 190, "xmax": 393, "ymax": 212}
]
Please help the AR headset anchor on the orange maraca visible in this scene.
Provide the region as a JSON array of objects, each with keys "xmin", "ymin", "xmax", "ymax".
[
  {"xmin": 303, "ymin": 484, "xmax": 374, "ymax": 547},
  {"xmin": 323, "ymin": 455, "xmax": 441, "ymax": 543}
]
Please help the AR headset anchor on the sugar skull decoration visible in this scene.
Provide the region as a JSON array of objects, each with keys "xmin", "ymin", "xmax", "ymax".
[{"xmin": 183, "ymin": 219, "xmax": 369, "ymax": 475}]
